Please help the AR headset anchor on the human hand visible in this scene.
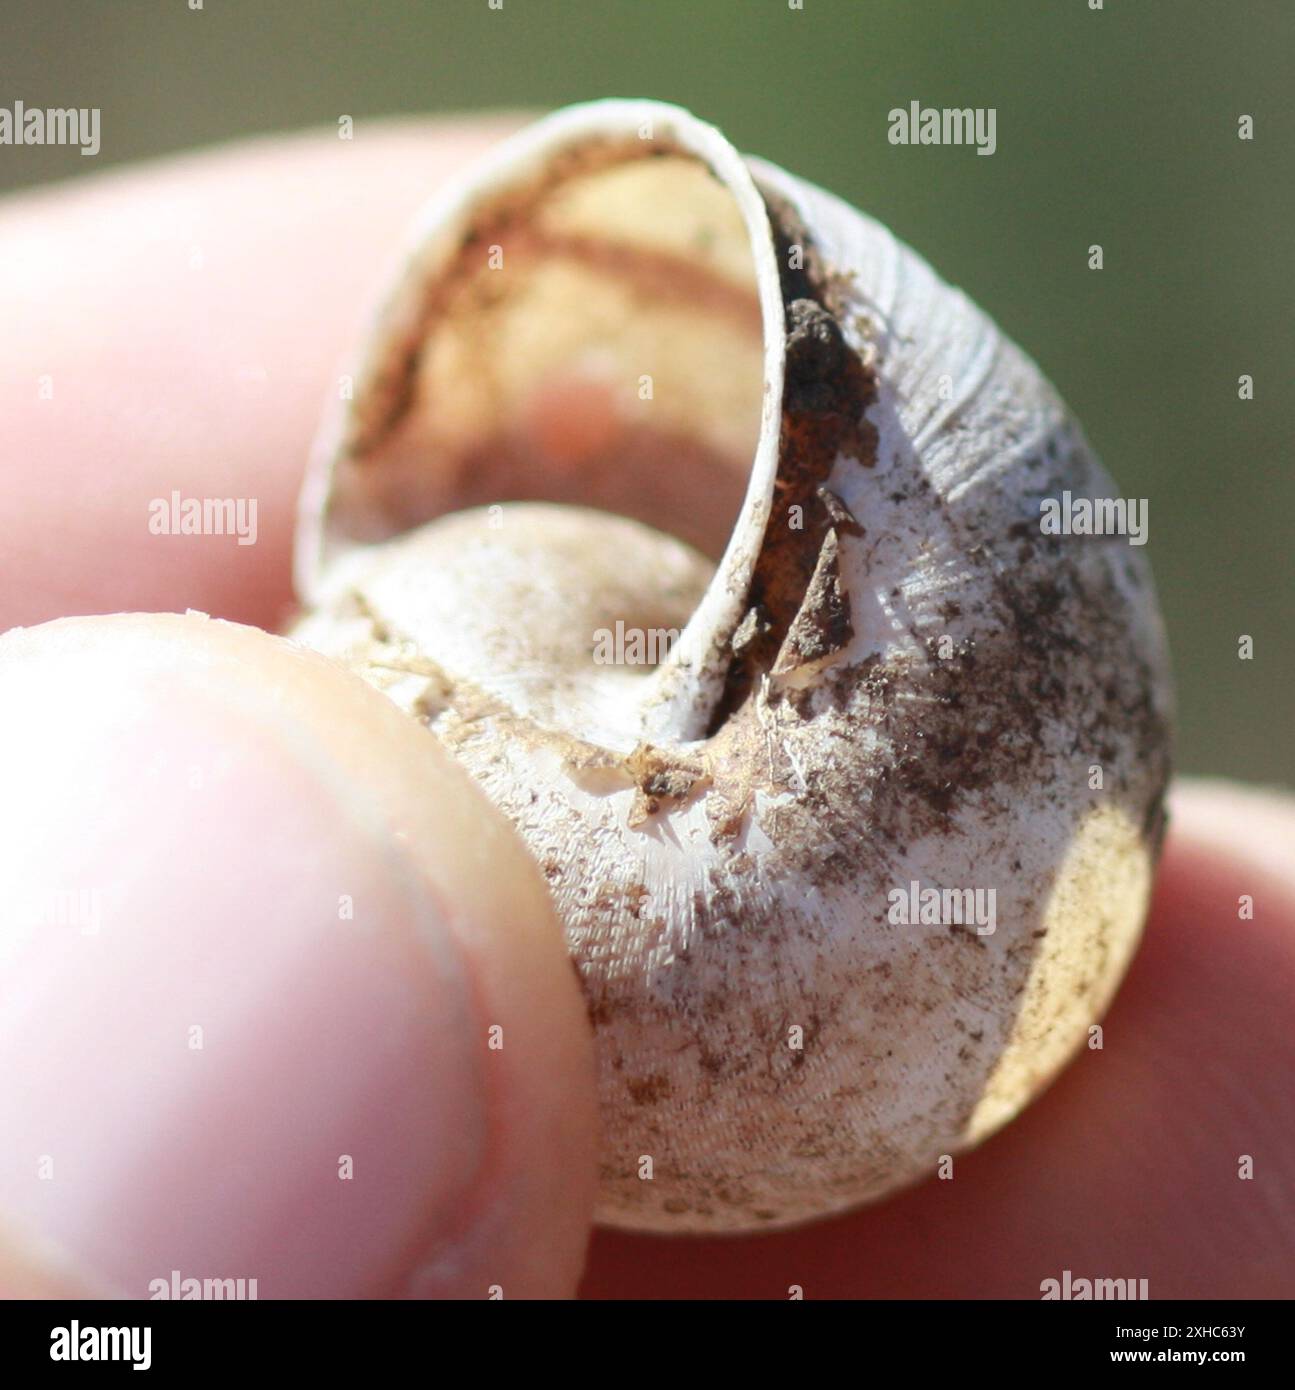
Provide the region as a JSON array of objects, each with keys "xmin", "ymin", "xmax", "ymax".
[{"xmin": 1, "ymin": 120, "xmax": 1290, "ymax": 1300}]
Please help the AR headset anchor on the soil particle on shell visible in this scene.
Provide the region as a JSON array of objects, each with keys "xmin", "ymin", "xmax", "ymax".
[
  {"xmin": 730, "ymin": 604, "xmax": 773, "ymax": 658},
  {"xmin": 783, "ymin": 299, "xmax": 858, "ymax": 415},
  {"xmin": 623, "ymin": 743, "xmax": 709, "ymax": 827},
  {"xmin": 626, "ymin": 1073, "xmax": 672, "ymax": 1106},
  {"xmin": 706, "ymin": 209, "xmax": 878, "ymax": 735},
  {"xmin": 773, "ymin": 527, "xmax": 853, "ymax": 673},
  {"xmin": 817, "ymin": 485, "xmax": 865, "ymax": 536}
]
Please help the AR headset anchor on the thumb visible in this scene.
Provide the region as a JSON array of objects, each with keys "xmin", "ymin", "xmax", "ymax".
[{"xmin": 0, "ymin": 613, "xmax": 596, "ymax": 1299}]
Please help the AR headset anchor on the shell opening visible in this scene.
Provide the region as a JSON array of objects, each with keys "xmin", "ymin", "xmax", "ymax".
[
  {"xmin": 331, "ymin": 138, "xmax": 769, "ymax": 564},
  {"xmin": 302, "ymin": 101, "xmax": 879, "ymax": 750}
]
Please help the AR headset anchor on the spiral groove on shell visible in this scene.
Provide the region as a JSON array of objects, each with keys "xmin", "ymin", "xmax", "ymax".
[{"xmin": 293, "ymin": 101, "xmax": 1172, "ymax": 1232}]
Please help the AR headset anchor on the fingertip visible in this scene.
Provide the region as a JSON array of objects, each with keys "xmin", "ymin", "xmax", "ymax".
[
  {"xmin": 0, "ymin": 116, "xmax": 531, "ymax": 631},
  {"xmin": 0, "ymin": 612, "xmax": 596, "ymax": 1298},
  {"xmin": 1163, "ymin": 777, "xmax": 1295, "ymax": 890}
]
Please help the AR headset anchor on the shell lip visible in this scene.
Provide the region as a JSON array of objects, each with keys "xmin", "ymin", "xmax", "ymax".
[{"xmin": 294, "ymin": 100, "xmax": 788, "ymax": 640}]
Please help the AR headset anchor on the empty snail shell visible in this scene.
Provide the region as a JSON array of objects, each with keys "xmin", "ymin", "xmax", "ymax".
[{"xmin": 292, "ymin": 100, "xmax": 1173, "ymax": 1233}]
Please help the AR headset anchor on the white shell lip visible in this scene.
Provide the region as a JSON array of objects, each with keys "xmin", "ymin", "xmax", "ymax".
[{"xmin": 295, "ymin": 100, "xmax": 787, "ymax": 739}]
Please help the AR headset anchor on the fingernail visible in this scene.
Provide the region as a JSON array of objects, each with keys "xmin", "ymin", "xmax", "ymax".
[{"xmin": 0, "ymin": 668, "xmax": 487, "ymax": 1298}]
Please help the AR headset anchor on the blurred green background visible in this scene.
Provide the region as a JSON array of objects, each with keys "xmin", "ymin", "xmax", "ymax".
[{"xmin": 3, "ymin": 0, "xmax": 1291, "ymax": 788}]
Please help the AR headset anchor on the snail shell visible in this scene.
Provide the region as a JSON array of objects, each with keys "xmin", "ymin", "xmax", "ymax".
[{"xmin": 293, "ymin": 101, "xmax": 1173, "ymax": 1233}]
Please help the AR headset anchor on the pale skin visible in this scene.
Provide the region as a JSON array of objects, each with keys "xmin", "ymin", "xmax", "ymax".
[{"xmin": 0, "ymin": 120, "xmax": 1291, "ymax": 1299}]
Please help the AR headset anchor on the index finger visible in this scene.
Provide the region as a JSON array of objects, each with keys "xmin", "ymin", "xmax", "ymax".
[{"xmin": 0, "ymin": 116, "xmax": 526, "ymax": 633}]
